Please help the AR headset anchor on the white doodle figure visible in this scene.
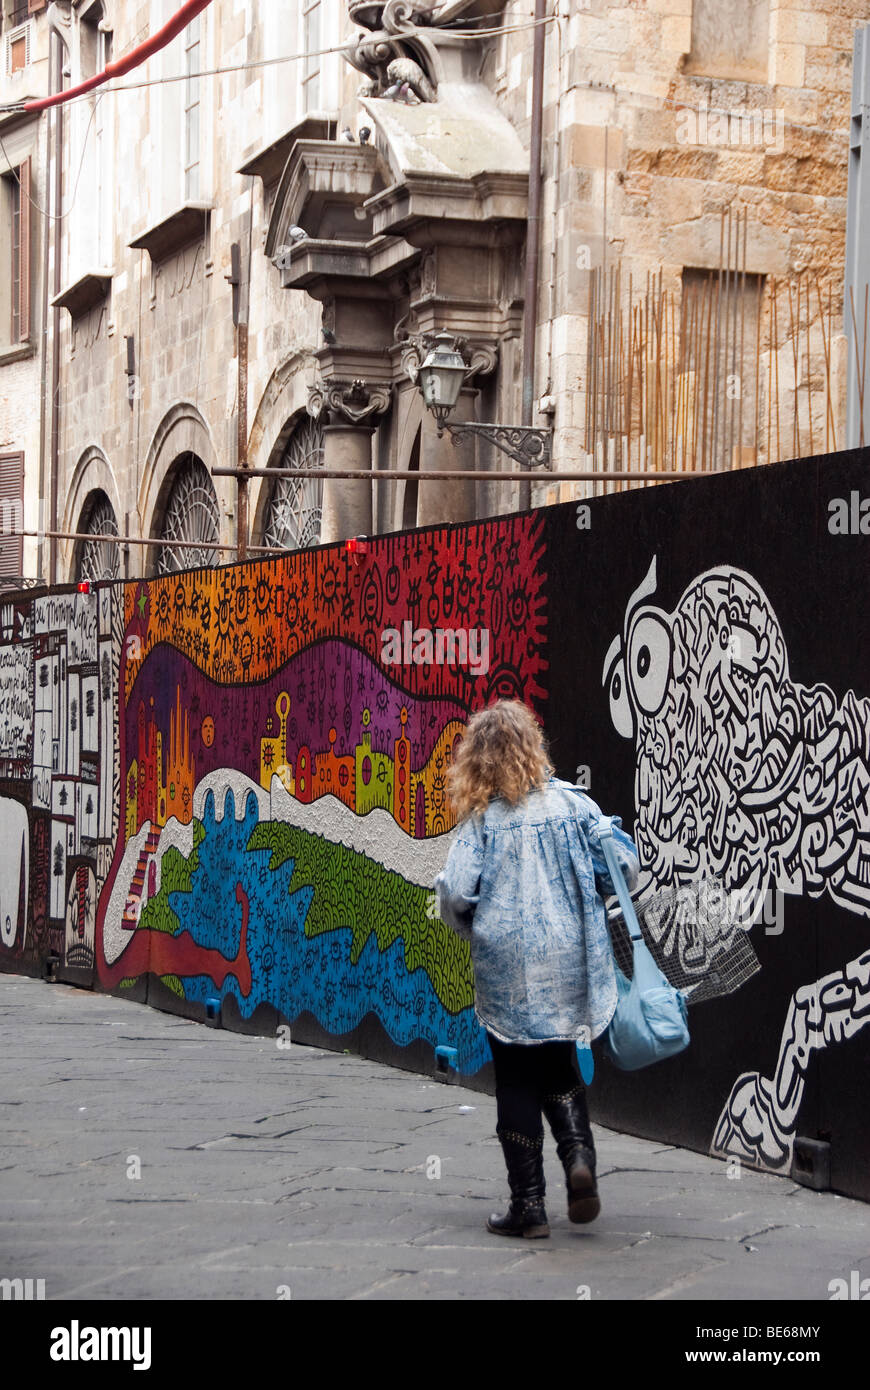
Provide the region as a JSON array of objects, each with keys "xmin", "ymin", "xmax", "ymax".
[
  {"xmin": 65, "ymin": 865, "xmax": 97, "ymax": 971},
  {"xmin": 603, "ymin": 557, "xmax": 870, "ymax": 1172},
  {"xmin": 0, "ymin": 797, "xmax": 29, "ymax": 952}
]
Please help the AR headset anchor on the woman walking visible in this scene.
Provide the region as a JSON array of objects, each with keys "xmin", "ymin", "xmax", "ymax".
[{"xmin": 434, "ymin": 698, "xmax": 639, "ymax": 1238}]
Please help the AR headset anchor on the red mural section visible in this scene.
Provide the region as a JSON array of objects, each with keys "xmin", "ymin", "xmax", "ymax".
[{"xmin": 123, "ymin": 517, "xmax": 548, "ymax": 706}]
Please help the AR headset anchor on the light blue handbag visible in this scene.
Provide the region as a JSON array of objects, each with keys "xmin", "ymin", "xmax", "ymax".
[{"xmin": 598, "ymin": 819, "xmax": 690, "ymax": 1071}]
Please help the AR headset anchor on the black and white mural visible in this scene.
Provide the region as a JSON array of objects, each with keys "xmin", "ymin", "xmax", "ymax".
[
  {"xmin": 545, "ymin": 449, "xmax": 870, "ymax": 1199},
  {"xmin": 604, "ymin": 554, "xmax": 869, "ymax": 1173}
]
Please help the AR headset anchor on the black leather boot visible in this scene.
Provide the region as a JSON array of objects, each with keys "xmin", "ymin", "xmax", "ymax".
[
  {"xmin": 487, "ymin": 1129, "xmax": 550, "ymax": 1238},
  {"xmin": 542, "ymin": 1084, "xmax": 600, "ymax": 1224}
]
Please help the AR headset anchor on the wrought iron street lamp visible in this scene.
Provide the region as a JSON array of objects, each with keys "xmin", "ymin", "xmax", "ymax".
[
  {"xmin": 418, "ymin": 332, "xmax": 467, "ymax": 432},
  {"xmin": 417, "ymin": 332, "xmax": 552, "ymax": 470}
]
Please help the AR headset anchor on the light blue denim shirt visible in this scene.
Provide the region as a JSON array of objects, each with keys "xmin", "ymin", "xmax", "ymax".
[{"xmin": 434, "ymin": 777, "xmax": 640, "ymax": 1045}]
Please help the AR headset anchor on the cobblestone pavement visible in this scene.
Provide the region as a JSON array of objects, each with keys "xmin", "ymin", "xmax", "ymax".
[{"xmin": 2, "ymin": 973, "xmax": 869, "ymax": 1302}]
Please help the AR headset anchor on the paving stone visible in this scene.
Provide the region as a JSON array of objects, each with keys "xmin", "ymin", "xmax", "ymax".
[{"xmin": 2, "ymin": 973, "xmax": 868, "ymax": 1302}]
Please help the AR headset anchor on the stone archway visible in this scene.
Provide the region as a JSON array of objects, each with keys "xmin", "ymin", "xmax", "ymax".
[
  {"xmin": 255, "ymin": 412, "xmax": 325, "ymax": 552},
  {"xmin": 61, "ymin": 447, "xmax": 122, "ymax": 582},
  {"xmin": 152, "ymin": 453, "xmax": 221, "ymax": 576},
  {"xmin": 139, "ymin": 403, "xmax": 225, "ymax": 575},
  {"xmin": 73, "ymin": 490, "xmax": 121, "ymax": 582}
]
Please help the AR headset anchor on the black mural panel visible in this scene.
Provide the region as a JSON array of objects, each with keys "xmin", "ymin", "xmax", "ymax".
[
  {"xmin": 543, "ymin": 449, "xmax": 870, "ymax": 1198},
  {"xmin": 809, "ymin": 452, "xmax": 870, "ymax": 1200}
]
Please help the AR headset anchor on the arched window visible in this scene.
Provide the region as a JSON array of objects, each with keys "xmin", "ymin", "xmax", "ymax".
[
  {"xmin": 76, "ymin": 491, "xmax": 120, "ymax": 582},
  {"xmin": 156, "ymin": 453, "xmax": 220, "ymax": 574},
  {"xmin": 261, "ymin": 415, "xmax": 324, "ymax": 552}
]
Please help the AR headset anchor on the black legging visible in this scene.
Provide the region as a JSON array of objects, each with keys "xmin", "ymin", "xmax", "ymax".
[{"xmin": 487, "ymin": 1032, "xmax": 581, "ymax": 1138}]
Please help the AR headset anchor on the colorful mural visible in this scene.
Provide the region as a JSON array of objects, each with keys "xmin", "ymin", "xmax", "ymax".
[
  {"xmin": 1, "ymin": 516, "xmax": 547, "ymax": 1077},
  {"xmin": 2, "ymin": 456, "xmax": 869, "ymax": 1200}
]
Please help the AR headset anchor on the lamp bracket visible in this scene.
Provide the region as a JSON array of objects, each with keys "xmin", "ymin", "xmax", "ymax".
[{"xmin": 441, "ymin": 421, "xmax": 553, "ymax": 470}]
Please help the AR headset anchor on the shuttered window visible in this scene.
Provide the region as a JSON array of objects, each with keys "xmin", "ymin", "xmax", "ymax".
[
  {"xmin": 0, "ymin": 453, "xmax": 24, "ymax": 580},
  {"xmin": 0, "ymin": 1, "xmax": 48, "ymax": 32}
]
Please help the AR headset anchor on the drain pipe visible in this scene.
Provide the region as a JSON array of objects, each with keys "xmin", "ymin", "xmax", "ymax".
[
  {"xmin": 49, "ymin": 74, "xmax": 63, "ymax": 584},
  {"xmin": 519, "ymin": 0, "xmax": 547, "ymax": 511},
  {"xmin": 36, "ymin": 31, "xmax": 57, "ymax": 584},
  {"xmin": 47, "ymin": 10, "xmax": 68, "ymax": 585}
]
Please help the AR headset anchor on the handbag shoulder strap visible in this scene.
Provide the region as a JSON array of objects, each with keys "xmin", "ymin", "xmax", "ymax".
[{"xmin": 598, "ymin": 816, "xmax": 643, "ymax": 941}]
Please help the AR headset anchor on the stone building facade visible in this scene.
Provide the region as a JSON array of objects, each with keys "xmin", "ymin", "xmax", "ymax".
[
  {"xmin": 0, "ymin": 0, "xmax": 50, "ymax": 584},
  {"xmin": 0, "ymin": 0, "xmax": 861, "ymax": 583}
]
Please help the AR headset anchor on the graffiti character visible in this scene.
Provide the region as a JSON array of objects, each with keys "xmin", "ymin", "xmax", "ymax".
[{"xmin": 604, "ymin": 556, "xmax": 870, "ymax": 1172}]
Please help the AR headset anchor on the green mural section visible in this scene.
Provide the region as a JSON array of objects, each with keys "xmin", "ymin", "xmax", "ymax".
[
  {"xmin": 248, "ymin": 821, "xmax": 474, "ymax": 1015},
  {"xmin": 114, "ymin": 814, "xmax": 473, "ymax": 1017},
  {"xmin": 139, "ymin": 821, "xmax": 207, "ymax": 936}
]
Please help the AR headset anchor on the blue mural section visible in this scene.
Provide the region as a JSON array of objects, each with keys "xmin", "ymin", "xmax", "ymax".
[{"xmin": 166, "ymin": 789, "xmax": 488, "ymax": 1073}]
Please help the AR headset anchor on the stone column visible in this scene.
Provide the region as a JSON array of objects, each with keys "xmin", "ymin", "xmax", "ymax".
[
  {"xmin": 319, "ymin": 422, "xmax": 375, "ymax": 544},
  {"xmin": 308, "ymin": 379, "xmax": 391, "ymax": 545},
  {"xmin": 416, "ymin": 385, "xmax": 479, "ymax": 528}
]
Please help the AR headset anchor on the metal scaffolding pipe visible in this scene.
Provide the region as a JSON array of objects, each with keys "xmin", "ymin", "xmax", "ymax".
[
  {"xmin": 212, "ymin": 467, "xmax": 726, "ymax": 482},
  {"xmin": 11, "ymin": 529, "xmax": 274, "ymax": 556}
]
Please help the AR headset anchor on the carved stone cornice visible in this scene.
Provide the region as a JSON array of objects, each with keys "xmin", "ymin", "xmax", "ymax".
[
  {"xmin": 308, "ymin": 378, "xmax": 392, "ymax": 427},
  {"xmin": 361, "ymin": 166, "xmax": 528, "ymax": 241},
  {"xmin": 237, "ymin": 116, "xmax": 337, "ymax": 188},
  {"xmin": 264, "ymin": 140, "xmax": 385, "ymax": 263}
]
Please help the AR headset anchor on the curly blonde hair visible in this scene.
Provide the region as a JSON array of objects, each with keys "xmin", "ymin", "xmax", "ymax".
[{"xmin": 446, "ymin": 699, "xmax": 554, "ymax": 821}]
